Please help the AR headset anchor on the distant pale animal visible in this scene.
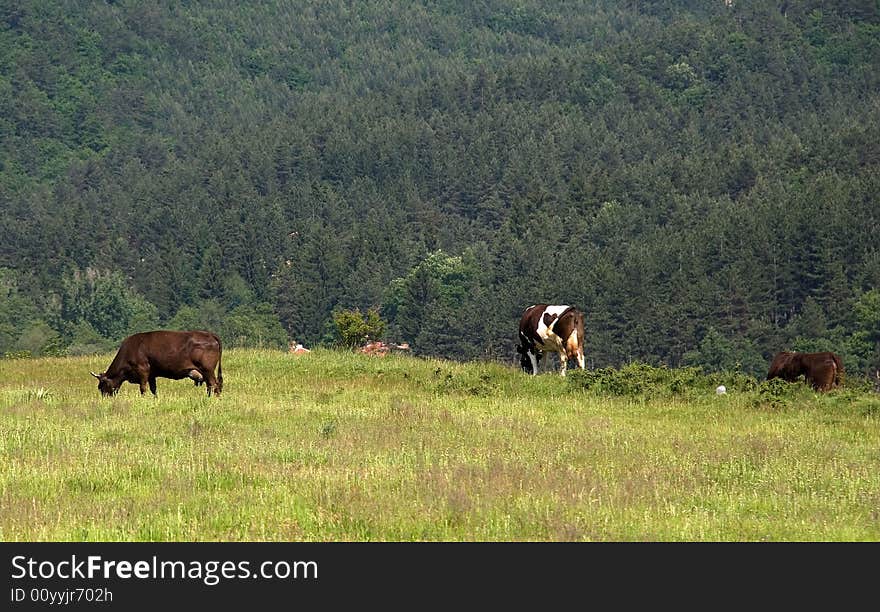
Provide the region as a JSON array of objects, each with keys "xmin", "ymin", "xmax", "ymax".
[
  {"xmin": 359, "ymin": 341, "xmax": 411, "ymax": 357},
  {"xmin": 516, "ymin": 304, "xmax": 586, "ymax": 376},
  {"xmin": 766, "ymin": 351, "xmax": 843, "ymax": 392},
  {"xmin": 289, "ymin": 342, "xmax": 311, "ymax": 355},
  {"xmin": 91, "ymin": 330, "xmax": 223, "ymax": 397},
  {"xmin": 360, "ymin": 341, "xmax": 389, "ymax": 357}
]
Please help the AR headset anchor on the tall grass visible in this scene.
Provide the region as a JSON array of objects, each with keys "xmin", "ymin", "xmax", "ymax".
[{"xmin": 1, "ymin": 349, "xmax": 879, "ymax": 541}]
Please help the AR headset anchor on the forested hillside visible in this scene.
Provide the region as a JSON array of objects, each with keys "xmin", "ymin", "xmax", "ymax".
[{"xmin": 1, "ymin": 0, "xmax": 878, "ymax": 376}]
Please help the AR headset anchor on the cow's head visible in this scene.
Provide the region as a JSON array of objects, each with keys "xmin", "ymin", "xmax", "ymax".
[{"xmin": 90, "ymin": 371, "xmax": 119, "ymax": 397}]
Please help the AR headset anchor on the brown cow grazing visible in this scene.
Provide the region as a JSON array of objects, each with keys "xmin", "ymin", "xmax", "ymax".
[
  {"xmin": 766, "ymin": 351, "xmax": 843, "ymax": 392},
  {"xmin": 516, "ymin": 304, "xmax": 586, "ymax": 376},
  {"xmin": 91, "ymin": 330, "xmax": 223, "ymax": 397}
]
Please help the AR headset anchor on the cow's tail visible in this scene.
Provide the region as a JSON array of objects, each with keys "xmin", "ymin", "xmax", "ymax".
[
  {"xmin": 833, "ymin": 354, "xmax": 844, "ymax": 388},
  {"xmin": 215, "ymin": 333, "xmax": 223, "ymax": 394},
  {"xmin": 575, "ymin": 308, "xmax": 586, "ymax": 369}
]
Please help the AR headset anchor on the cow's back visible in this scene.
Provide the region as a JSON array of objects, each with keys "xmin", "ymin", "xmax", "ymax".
[
  {"xmin": 553, "ymin": 307, "xmax": 581, "ymax": 342},
  {"xmin": 519, "ymin": 305, "xmax": 547, "ymax": 339},
  {"xmin": 138, "ymin": 330, "xmax": 220, "ymax": 370}
]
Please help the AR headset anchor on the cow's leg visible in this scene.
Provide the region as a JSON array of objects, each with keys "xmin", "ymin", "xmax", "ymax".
[
  {"xmin": 816, "ymin": 363, "xmax": 835, "ymax": 392},
  {"xmin": 148, "ymin": 376, "xmax": 157, "ymax": 397},
  {"xmin": 566, "ymin": 333, "xmax": 585, "ymax": 371},
  {"xmin": 203, "ymin": 369, "xmax": 220, "ymax": 397},
  {"xmin": 133, "ymin": 368, "xmax": 150, "ymax": 396},
  {"xmin": 559, "ymin": 350, "xmax": 568, "ymax": 376},
  {"xmin": 528, "ymin": 350, "xmax": 539, "ymax": 375}
]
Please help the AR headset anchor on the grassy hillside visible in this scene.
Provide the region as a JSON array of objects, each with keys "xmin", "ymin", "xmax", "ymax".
[{"xmin": 1, "ymin": 350, "xmax": 879, "ymax": 541}]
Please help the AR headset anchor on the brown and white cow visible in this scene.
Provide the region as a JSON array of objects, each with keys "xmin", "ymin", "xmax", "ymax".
[
  {"xmin": 766, "ymin": 350, "xmax": 843, "ymax": 392},
  {"xmin": 91, "ymin": 330, "xmax": 223, "ymax": 397},
  {"xmin": 516, "ymin": 304, "xmax": 586, "ymax": 376}
]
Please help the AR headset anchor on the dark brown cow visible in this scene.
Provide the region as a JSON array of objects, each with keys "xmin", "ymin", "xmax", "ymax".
[
  {"xmin": 766, "ymin": 351, "xmax": 843, "ymax": 392},
  {"xmin": 91, "ymin": 330, "xmax": 223, "ymax": 397},
  {"xmin": 516, "ymin": 304, "xmax": 585, "ymax": 376}
]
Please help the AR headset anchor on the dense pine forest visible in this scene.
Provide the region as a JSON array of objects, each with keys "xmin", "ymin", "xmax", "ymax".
[{"xmin": 1, "ymin": 0, "xmax": 878, "ymax": 377}]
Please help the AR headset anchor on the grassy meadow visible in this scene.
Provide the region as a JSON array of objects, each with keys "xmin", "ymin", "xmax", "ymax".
[{"xmin": 1, "ymin": 349, "xmax": 880, "ymax": 541}]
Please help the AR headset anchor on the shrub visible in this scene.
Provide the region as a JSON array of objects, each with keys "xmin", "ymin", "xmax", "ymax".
[
  {"xmin": 568, "ymin": 362, "xmax": 678, "ymax": 396},
  {"xmin": 754, "ymin": 378, "xmax": 796, "ymax": 409},
  {"xmin": 568, "ymin": 362, "xmax": 759, "ymax": 398},
  {"xmin": 331, "ymin": 307, "xmax": 386, "ymax": 349}
]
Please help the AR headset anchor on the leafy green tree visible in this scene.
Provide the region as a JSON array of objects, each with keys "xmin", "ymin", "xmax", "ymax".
[
  {"xmin": 272, "ymin": 222, "xmax": 346, "ymax": 345},
  {"xmin": 222, "ymin": 303, "xmax": 289, "ymax": 349},
  {"xmin": 222, "ymin": 272, "xmax": 256, "ymax": 309},
  {"xmin": 785, "ymin": 297, "xmax": 828, "ymax": 342},
  {"xmin": 383, "ymin": 250, "xmax": 489, "ymax": 358},
  {"xmin": 128, "ymin": 297, "xmax": 160, "ymax": 334},
  {"xmin": 167, "ymin": 300, "xmax": 227, "ymax": 334},
  {"xmin": 197, "ymin": 245, "xmax": 226, "ymax": 301},
  {"xmin": 683, "ymin": 327, "xmax": 765, "ymax": 376},
  {"xmin": 61, "ymin": 268, "xmax": 158, "ymax": 341},
  {"xmin": 852, "ymin": 289, "xmax": 880, "ymax": 373},
  {"xmin": 854, "ymin": 290, "xmax": 880, "ymax": 345},
  {"xmin": 0, "ymin": 267, "xmax": 41, "ymax": 354},
  {"xmin": 66, "ymin": 321, "xmax": 115, "ymax": 356},
  {"xmin": 15, "ymin": 321, "xmax": 63, "ymax": 357},
  {"xmin": 330, "ymin": 307, "xmax": 387, "ymax": 349}
]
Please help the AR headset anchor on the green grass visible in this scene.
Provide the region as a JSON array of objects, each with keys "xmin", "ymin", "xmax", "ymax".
[{"xmin": 1, "ymin": 349, "xmax": 879, "ymax": 541}]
